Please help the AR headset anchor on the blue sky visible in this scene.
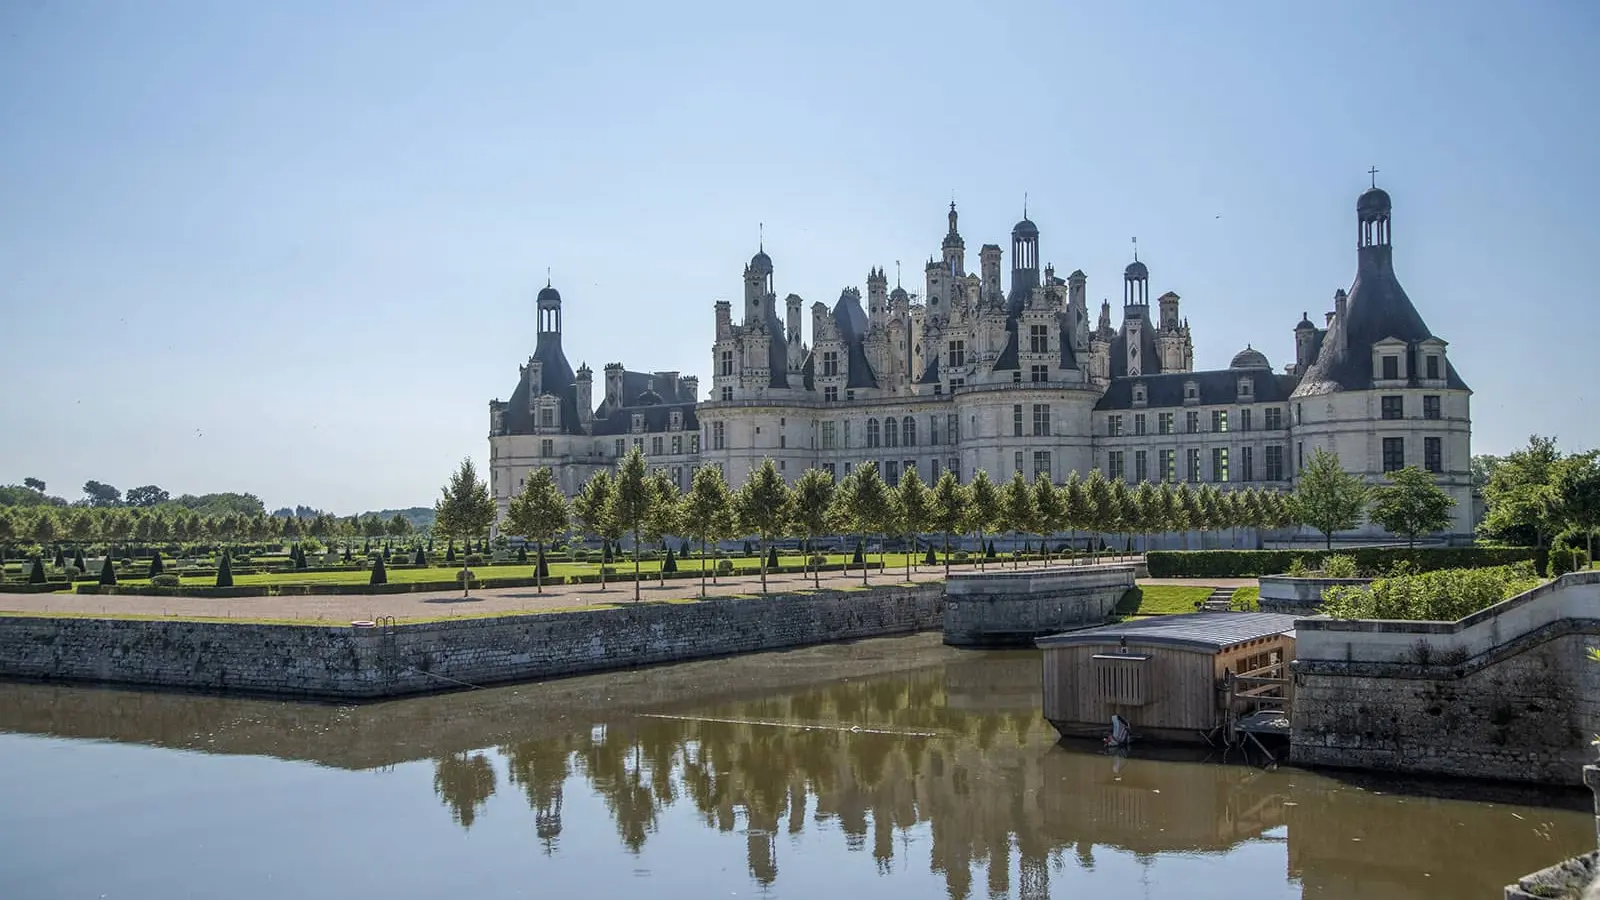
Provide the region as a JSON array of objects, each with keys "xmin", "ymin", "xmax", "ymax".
[{"xmin": 1, "ymin": 0, "xmax": 1596, "ymax": 513}]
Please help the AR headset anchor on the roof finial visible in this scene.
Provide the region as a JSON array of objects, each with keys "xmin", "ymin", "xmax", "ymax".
[
  {"xmin": 759, "ymin": 221, "xmax": 764, "ymax": 252},
  {"xmin": 1132, "ymin": 236, "xmax": 1138, "ymax": 262},
  {"xmin": 1023, "ymin": 192, "xmax": 1028, "ymax": 219},
  {"xmin": 546, "ymin": 266, "xmax": 551, "ymax": 288},
  {"xmin": 1368, "ymin": 165, "xmax": 1379, "ymax": 188},
  {"xmin": 895, "ymin": 260, "xmax": 902, "ymax": 288}
]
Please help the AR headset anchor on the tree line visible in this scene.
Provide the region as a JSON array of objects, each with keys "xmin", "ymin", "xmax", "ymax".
[
  {"xmin": 0, "ymin": 505, "xmax": 417, "ymax": 553},
  {"xmin": 1475, "ymin": 435, "xmax": 1600, "ymax": 563},
  {"xmin": 432, "ymin": 446, "xmax": 1464, "ymax": 601}
]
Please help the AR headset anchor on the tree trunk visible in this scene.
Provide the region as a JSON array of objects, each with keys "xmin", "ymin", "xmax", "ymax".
[
  {"xmin": 633, "ymin": 531, "xmax": 641, "ymax": 603},
  {"xmin": 536, "ymin": 540, "xmax": 544, "ymax": 594},
  {"xmin": 943, "ymin": 534, "xmax": 950, "ymax": 578},
  {"xmin": 905, "ymin": 534, "xmax": 911, "ymax": 583},
  {"xmin": 977, "ymin": 531, "xmax": 985, "ymax": 571},
  {"xmin": 760, "ymin": 538, "xmax": 768, "ymax": 594},
  {"xmin": 814, "ymin": 537, "xmax": 821, "ymax": 589},
  {"xmin": 700, "ymin": 538, "xmax": 707, "ymax": 598}
]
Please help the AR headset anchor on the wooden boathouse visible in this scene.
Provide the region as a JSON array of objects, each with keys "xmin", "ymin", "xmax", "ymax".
[{"xmin": 1037, "ymin": 613, "xmax": 1298, "ymax": 745}]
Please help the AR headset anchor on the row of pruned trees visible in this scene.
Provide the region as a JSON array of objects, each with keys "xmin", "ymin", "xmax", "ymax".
[{"xmin": 0, "ymin": 504, "xmax": 416, "ymax": 555}]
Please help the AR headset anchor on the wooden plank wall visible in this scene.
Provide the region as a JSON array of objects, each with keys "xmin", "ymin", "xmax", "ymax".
[{"xmin": 1042, "ymin": 643, "xmax": 1217, "ymax": 734}]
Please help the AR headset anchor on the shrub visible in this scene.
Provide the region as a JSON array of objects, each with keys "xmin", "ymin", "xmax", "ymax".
[
  {"xmin": 716, "ymin": 559, "xmax": 734, "ymax": 574},
  {"xmin": 600, "ymin": 565, "xmax": 617, "ymax": 576},
  {"xmin": 369, "ymin": 554, "xmax": 387, "ymax": 585},
  {"xmin": 146, "ymin": 551, "xmax": 165, "ymax": 578},
  {"xmin": 662, "ymin": 548, "xmax": 678, "ymax": 573},
  {"xmin": 954, "ymin": 551, "xmax": 969, "ymax": 561},
  {"xmin": 1322, "ymin": 554, "xmax": 1358, "ymax": 579},
  {"xmin": 456, "ymin": 569, "xmax": 476, "ymax": 584},
  {"xmin": 1145, "ymin": 547, "xmax": 1544, "ymax": 579},
  {"xmin": 808, "ymin": 554, "xmax": 827, "ymax": 567},
  {"xmin": 1549, "ymin": 531, "xmax": 1591, "ymax": 577},
  {"xmin": 1321, "ymin": 563, "xmax": 1541, "ymax": 622},
  {"xmin": 150, "ymin": 574, "xmax": 181, "ymax": 588},
  {"xmin": 640, "ymin": 549, "xmax": 659, "ymax": 561},
  {"xmin": 851, "ymin": 542, "xmax": 864, "ymax": 565},
  {"xmin": 465, "ymin": 554, "xmax": 484, "ymax": 566},
  {"xmin": 924, "ymin": 546, "xmax": 937, "ymax": 566},
  {"xmin": 767, "ymin": 546, "xmax": 779, "ymax": 569},
  {"xmin": 215, "ymin": 551, "xmax": 233, "ymax": 588},
  {"xmin": 63, "ymin": 565, "xmax": 81, "ymax": 581},
  {"xmin": 27, "ymin": 556, "xmax": 45, "ymax": 584}
]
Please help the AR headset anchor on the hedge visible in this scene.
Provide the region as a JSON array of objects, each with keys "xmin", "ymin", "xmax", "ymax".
[{"xmin": 1145, "ymin": 546, "xmax": 1546, "ymax": 579}]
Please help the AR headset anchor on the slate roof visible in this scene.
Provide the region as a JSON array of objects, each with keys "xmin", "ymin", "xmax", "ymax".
[
  {"xmin": 590, "ymin": 369, "xmax": 699, "ymax": 435},
  {"xmin": 1293, "ymin": 245, "xmax": 1469, "ymax": 396},
  {"xmin": 1095, "ymin": 367, "xmax": 1299, "ymax": 411},
  {"xmin": 1108, "ymin": 318, "xmax": 1161, "ymax": 379},
  {"xmin": 502, "ymin": 332, "xmax": 583, "ymax": 436},
  {"xmin": 829, "ymin": 289, "xmax": 880, "ymax": 389},
  {"xmin": 1036, "ymin": 612, "xmax": 1299, "ymax": 653}
]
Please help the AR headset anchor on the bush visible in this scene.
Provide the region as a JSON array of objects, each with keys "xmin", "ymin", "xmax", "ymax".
[
  {"xmin": 465, "ymin": 554, "xmax": 484, "ymax": 566},
  {"xmin": 215, "ymin": 551, "xmax": 233, "ymax": 588},
  {"xmin": 150, "ymin": 574, "xmax": 181, "ymax": 588},
  {"xmin": 1145, "ymin": 547, "xmax": 1544, "ymax": 579},
  {"xmin": 924, "ymin": 546, "xmax": 937, "ymax": 566},
  {"xmin": 716, "ymin": 559, "xmax": 734, "ymax": 574},
  {"xmin": 600, "ymin": 565, "xmax": 617, "ymax": 576},
  {"xmin": 1321, "ymin": 563, "xmax": 1541, "ymax": 622},
  {"xmin": 767, "ymin": 546, "xmax": 779, "ymax": 569},
  {"xmin": 808, "ymin": 554, "xmax": 827, "ymax": 567},
  {"xmin": 954, "ymin": 551, "xmax": 969, "ymax": 561},
  {"xmin": 62, "ymin": 565, "xmax": 80, "ymax": 581},
  {"xmin": 1322, "ymin": 554, "xmax": 1358, "ymax": 579},
  {"xmin": 456, "ymin": 569, "xmax": 476, "ymax": 584},
  {"xmin": 370, "ymin": 554, "xmax": 387, "ymax": 585},
  {"xmin": 640, "ymin": 549, "xmax": 659, "ymax": 561},
  {"xmin": 1549, "ymin": 531, "xmax": 1591, "ymax": 577},
  {"xmin": 662, "ymin": 548, "xmax": 678, "ymax": 573}
]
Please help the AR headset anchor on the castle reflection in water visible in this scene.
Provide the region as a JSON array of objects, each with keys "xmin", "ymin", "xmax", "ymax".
[{"xmin": 1, "ymin": 640, "xmax": 1589, "ymax": 900}]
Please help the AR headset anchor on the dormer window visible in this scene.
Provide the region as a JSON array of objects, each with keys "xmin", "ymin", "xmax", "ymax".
[
  {"xmin": 669, "ymin": 409, "xmax": 683, "ymax": 431},
  {"xmin": 1381, "ymin": 356, "xmax": 1398, "ymax": 380},
  {"xmin": 631, "ymin": 414, "xmax": 645, "ymax": 433},
  {"xmin": 1132, "ymin": 383, "xmax": 1147, "ymax": 407},
  {"xmin": 1237, "ymin": 377, "xmax": 1254, "ymax": 400},
  {"xmin": 1183, "ymin": 381, "xmax": 1199, "ymax": 404},
  {"xmin": 1426, "ymin": 355, "xmax": 1440, "ymax": 380}
]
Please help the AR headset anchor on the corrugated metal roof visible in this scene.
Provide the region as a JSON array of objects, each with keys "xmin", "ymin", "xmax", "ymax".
[{"xmin": 1035, "ymin": 612, "xmax": 1299, "ymax": 653}]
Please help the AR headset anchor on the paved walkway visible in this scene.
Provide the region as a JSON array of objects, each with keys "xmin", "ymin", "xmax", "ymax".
[{"xmin": 0, "ymin": 560, "xmax": 1255, "ymax": 624}]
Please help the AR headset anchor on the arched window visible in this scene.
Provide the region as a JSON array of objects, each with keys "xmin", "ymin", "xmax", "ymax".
[
  {"xmin": 866, "ymin": 418, "xmax": 880, "ymax": 448},
  {"xmin": 885, "ymin": 417, "xmax": 899, "ymax": 447},
  {"xmin": 902, "ymin": 416, "xmax": 917, "ymax": 447}
]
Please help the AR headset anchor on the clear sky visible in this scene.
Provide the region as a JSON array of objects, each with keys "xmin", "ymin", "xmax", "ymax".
[{"xmin": 2, "ymin": 0, "xmax": 1596, "ymax": 513}]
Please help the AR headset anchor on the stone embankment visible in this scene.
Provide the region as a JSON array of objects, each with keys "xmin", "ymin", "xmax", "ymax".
[
  {"xmin": 0, "ymin": 583, "xmax": 944, "ymax": 700},
  {"xmin": 944, "ymin": 563, "xmax": 1135, "ymax": 647},
  {"xmin": 1291, "ymin": 571, "xmax": 1600, "ymax": 787}
]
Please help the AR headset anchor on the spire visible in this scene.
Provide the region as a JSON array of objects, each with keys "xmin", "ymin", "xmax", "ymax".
[
  {"xmin": 1368, "ymin": 165, "xmax": 1380, "ymax": 188},
  {"xmin": 758, "ymin": 222, "xmax": 764, "ymax": 253},
  {"xmin": 1023, "ymin": 192, "xmax": 1028, "ymax": 219},
  {"xmin": 546, "ymin": 266, "xmax": 551, "ymax": 288},
  {"xmin": 1131, "ymin": 236, "xmax": 1138, "ymax": 262}
]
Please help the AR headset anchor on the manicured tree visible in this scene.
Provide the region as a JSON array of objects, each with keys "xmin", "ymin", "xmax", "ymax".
[
  {"xmin": 662, "ymin": 547, "xmax": 677, "ymax": 573},
  {"xmin": 841, "ymin": 462, "xmax": 894, "ymax": 586},
  {"xmin": 505, "ymin": 466, "xmax": 571, "ymax": 595},
  {"xmin": 966, "ymin": 470, "xmax": 1001, "ymax": 572},
  {"xmin": 148, "ymin": 550, "xmax": 164, "ymax": 578},
  {"xmin": 216, "ymin": 549, "xmax": 234, "ymax": 587},
  {"xmin": 1292, "ymin": 448, "xmax": 1370, "ymax": 550},
  {"xmin": 66, "ymin": 509, "xmax": 94, "ymax": 561},
  {"xmin": 1240, "ymin": 488, "xmax": 1266, "ymax": 548},
  {"xmin": 766, "ymin": 544, "xmax": 779, "ymax": 570},
  {"xmin": 28, "ymin": 555, "xmax": 45, "ymax": 584},
  {"xmin": 924, "ymin": 545, "xmax": 937, "ymax": 566},
  {"xmin": 98, "ymin": 554, "xmax": 117, "ymax": 586},
  {"xmin": 1060, "ymin": 472, "xmax": 1086, "ymax": 561},
  {"xmin": 1132, "ymin": 481, "xmax": 1160, "ymax": 554},
  {"xmin": 1368, "ymin": 465, "xmax": 1457, "ymax": 550},
  {"xmin": 894, "ymin": 466, "xmax": 933, "ymax": 581},
  {"xmin": 828, "ymin": 469, "xmax": 861, "ymax": 573},
  {"xmin": 280, "ymin": 515, "xmax": 301, "ymax": 541},
  {"xmin": 30, "ymin": 509, "xmax": 58, "ymax": 549},
  {"xmin": 642, "ymin": 469, "xmax": 682, "ymax": 585},
  {"xmin": 611, "ymin": 448, "xmax": 655, "ymax": 602},
  {"xmin": 852, "ymin": 541, "xmax": 865, "ymax": 565},
  {"xmin": 790, "ymin": 467, "xmax": 838, "ymax": 589},
  {"xmin": 1197, "ymin": 484, "xmax": 1223, "ymax": 551},
  {"xmin": 517, "ymin": 545, "xmax": 528, "ymax": 563},
  {"xmin": 343, "ymin": 545, "xmax": 353, "ymax": 563},
  {"xmin": 735, "ymin": 459, "xmax": 793, "ymax": 595},
  {"xmin": 679, "ymin": 540, "xmax": 691, "ymax": 557},
  {"xmin": 1111, "ymin": 478, "xmax": 1137, "ymax": 556},
  {"xmin": 1032, "ymin": 475, "xmax": 1063, "ymax": 566},
  {"xmin": 1157, "ymin": 482, "xmax": 1182, "ymax": 550},
  {"xmin": 1081, "ymin": 470, "xmax": 1113, "ymax": 562},
  {"xmin": 53, "ymin": 546, "xmax": 66, "ymax": 568},
  {"xmin": 682, "ymin": 465, "xmax": 735, "ymax": 596},
  {"xmin": 72, "ymin": 546, "xmax": 87, "ymax": 573},
  {"xmin": 999, "ymin": 472, "xmax": 1037, "ymax": 570},
  {"xmin": 537, "ymin": 546, "xmax": 549, "ymax": 579},
  {"xmin": 368, "ymin": 552, "xmax": 386, "ymax": 586},
  {"xmin": 928, "ymin": 470, "xmax": 968, "ymax": 577},
  {"xmin": 414, "ymin": 545, "xmax": 426, "ymax": 566},
  {"xmin": 383, "ymin": 544, "xmax": 392, "ymax": 562},
  {"xmin": 434, "ymin": 457, "xmax": 497, "ymax": 597},
  {"xmin": 1222, "ymin": 490, "xmax": 1247, "ymax": 549},
  {"xmin": 1175, "ymin": 483, "xmax": 1203, "ymax": 551},
  {"xmin": 446, "ymin": 541, "xmax": 457, "ymax": 563},
  {"xmin": 574, "ymin": 469, "xmax": 621, "ymax": 591}
]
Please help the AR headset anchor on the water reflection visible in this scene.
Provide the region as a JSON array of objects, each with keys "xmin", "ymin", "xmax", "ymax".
[{"xmin": 0, "ymin": 637, "xmax": 1591, "ymax": 900}]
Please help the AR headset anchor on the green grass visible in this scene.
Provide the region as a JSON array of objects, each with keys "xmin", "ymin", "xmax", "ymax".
[
  {"xmin": 1231, "ymin": 586, "xmax": 1260, "ymax": 611},
  {"xmin": 1114, "ymin": 585, "xmax": 1213, "ymax": 617}
]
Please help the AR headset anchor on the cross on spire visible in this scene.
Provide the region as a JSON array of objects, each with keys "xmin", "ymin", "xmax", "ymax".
[
  {"xmin": 1131, "ymin": 236, "xmax": 1138, "ymax": 262},
  {"xmin": 1368, "ymin": 165, "xmax": 1380, "ymax": 188}
]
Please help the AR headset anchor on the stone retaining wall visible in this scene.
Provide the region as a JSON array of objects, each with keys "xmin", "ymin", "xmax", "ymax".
[
  {"xmin": 943, "ymin": 564, "xmax": 1134, "ymax": 647},
  {"xmin": 0, "ymin": 584, "xmax": 944, "ymax": 700},
  {"xmin": 1291, "ymin": 571, "xmax": 1600, "ymax": 786},
  {"xmin": 1256, "ymin": 575, "xmax": 1370, "ymax": 614}
]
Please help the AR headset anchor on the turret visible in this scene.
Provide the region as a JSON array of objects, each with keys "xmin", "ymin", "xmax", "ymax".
[
  {"xmin": 786, "ymin": 294, "xmax": 803, "ymax": 345},
  {"xmin": 715, "ymin": 299, "xmax": 733, "ymax": 338},
  {"xmin": 1008, "ymin": 213, "xmax": 1040, "ymax": 313},
  {"xmin": 980, "ymin": 244, "xmax": 1003, "ymax": 304},
  {"xmin": 1294, "ymin": 311, "xmax": 1318, "ymax": 373},
  {"xmin": 744, "ymin": 244, "xmax": 774, "ymax": 322},
  {"xmin": 941, "ymin": 202, "xmax": 965, "ymax": 276},
  {"xmin": 867, "ymin": 267, "xmax": 888, "ymax": 329},
  {"xmin": 1158, "ymin": 291, "xmax": 1181, "ymax": 331},
  {"xmin": 575, "ymin": 363, "xmax": 594, "ymax": 425},
  {"xmin": 603, "ymin": 362, "xmax": 625, "ymax": 407}
]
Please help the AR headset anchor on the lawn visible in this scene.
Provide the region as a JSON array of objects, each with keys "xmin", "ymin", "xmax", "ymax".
[{"xmin": 1114, "ymin": 585, "xmax": 1214, "ymax": 617}]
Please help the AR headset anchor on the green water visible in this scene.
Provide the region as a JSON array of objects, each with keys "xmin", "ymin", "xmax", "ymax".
[{"xmin": 0, "ymin": 633, "xmax": 1589, "ymax": 899}]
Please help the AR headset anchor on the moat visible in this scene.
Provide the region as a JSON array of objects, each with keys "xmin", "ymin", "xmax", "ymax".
[{"xmin": 0, "ymin": 633, "xmax": 1590, "ymax": 899}]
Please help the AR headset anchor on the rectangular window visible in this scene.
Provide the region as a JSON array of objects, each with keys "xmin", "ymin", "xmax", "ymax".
[
  {"xmin": 947, "ymin": 378, "xmax": 963, "ymax": 390},
  {"xmin": 673, "ymin": 466, "xmax": 684, "ymax": 490},
  {"xmin": 1013, "ymin": 370, "xmax": 1022, "ymax": 384},
  {"xmin": 1014, "ymin": 451, "xmax": 1024, "ymax": 476},
  {"xmin": 1186, "ymin": 411, "xmax": 1200, "ymax": 434},
  {"xmin": 1240, "ymin": 409, "xmax": 1252, "ymax": 432},
  {"xmin": 948, "ymin": 457, "xmax": 960, "ymax": 482},
  {"xmin": 1264, "ymin": 407, "xmax": 1282, "ymax": 430},
  {"xmin": 1108, "ymin": 451, "xmax": 1124, "ymax": 481},
  {"xmin": 690, "ymin": 434, "xmax": 699, "ymax": 453},
  {"xmin": 720, "ymin": 386, "xmax": 733, "ymax": 402},
  {"xmin": 1296, "ymin": 402, "xmax": 1303, "ymax": 425},
  {"xmin": 1381, "ymin": 355, "xmax": 1399, "ymax": 380},
  {"xmin": 1381, "ymin": 395, "xmax": 1404, "ymax": 420},
  {"xmin": 712, "ymin": 422, "xmax": 725, "ymax": 451},
  {"xmin": 1297, "ymin": 441, "xmax": 1303, "ymax": 471},
  {"xmin": 779, "ymin": 434, "xmax": 786, "ymax": 449},
  {"xmin": 1187, "ymin": 449, "xmax": 1201, "ymax": 483},
  {"xmin": 1032, "ymin": 404, "xmax": 1050, "ymax": 437},
  {"xmin": 885, "ymin": 460, "xmax": 899, "ymax": 483},
  {"xmin": 720, "ymin": 351, "xmax": 734, "ymax": 376},
  {"xmin": 824, "ymin": 386, "xmax": 838, "ymax": 402},
  {"xmin": 947, "ymin": 414, "xmax": 959, "ymax": 443},
  {"xmin": 1265, "ymin": 445, "xmax": 1284, "ymax": 481},
  {"xmin": 822, "ymin": 351, "xmax": 839, "ymax": 377},
  {"xmin": 1013, "ymin": 404, "xmax": 1024, "ymax": 437},
  {"xmin": 1033, "ymin": 451, "xmax": 1052, "ymax": 482},
  {"xmin": 1134, "ymin": 413, "xmax": 1146, "ymax": 436},
  {"xmin": 651, "ymin": 436, "xmax": 664, "ymax": 455},
  {"xmin": 1029, "ymin": 325, "xmax": 1049, "ymax": 354},
  {"xmin": 1160, "ymin": 449, "xmax": 1176, "ymax": 484},
  {"xmin": 947, "ymin": 340, "xmax": 966, "ymax": 368},
  {"xmin": 1241, "ymin": 446, "xmax": 1254, "ymax": 482},
  {"xmin": 1158, "ymin": 412, "xmax": 1174, "ymax": 435},
  {"xmin": 1426, "ymin": 355, "xmax": 1440, "ymax": 380},
  {"xmin": 823, "ymin": 462, "xmax": 835, "ymax": 479},
  {"xmin": 821, "ymin": 422, "xmax": 836, "ymax": 450},
  {"xmin": 1423, "ymin": 395, "xmax": 1441, "ymax": 420},
  {"xmin": 540, "ymin": 407, "xmax": 554, "ymax": 428},
  {"xmin": 1108, "ymin": 414, "xmax": 1123, "ymax": 437},
  {"xmin": 929, "ymin": 415, "xmax": 941, "ymax": 445},
  {"xmin": 1134, "ymin": 450, "xmax": 1148, "ymax": 483},
  {"xmin": 541, "ymin": 439, "xmax": 553, "ymax": 457},
  {"xmin": 672, "ymin": 435, "xmax": 683, "ymax": 454},
  {"xmin": 843, "ymin": 420, "xmax": 852, "ymax": 448},
  {"xmin": 903, "ymin": 460, "xmax": 916, "ymax": 481},
  {"xmin": 1030, "ymin": 364, "xmax": 1049, "ymax": 383},
  {"xmin": 1383, "ymin": 437, "xmax": 1405, "ymax": 473},
  {"xmin": 632, "ymin": 437, "xmax": 643, "ymax": 452},
  {"xmin": 844, "ymin": 462, "xmax": 852, "ymax": 475},
  {"xmin": 614, "ymin": 438, "xmax": 625, "ymax": 457},
  {"xmin": 1425, "ymin": 437, "xmax": 1442, "ymax": 473},
  {"xmin": 1212, "ymin": 447, "xmax": 1229, "ymax": 483},
  {"xmin": 1212, "ymin": 410, "xmax": 1229, "ymax": 433}
]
